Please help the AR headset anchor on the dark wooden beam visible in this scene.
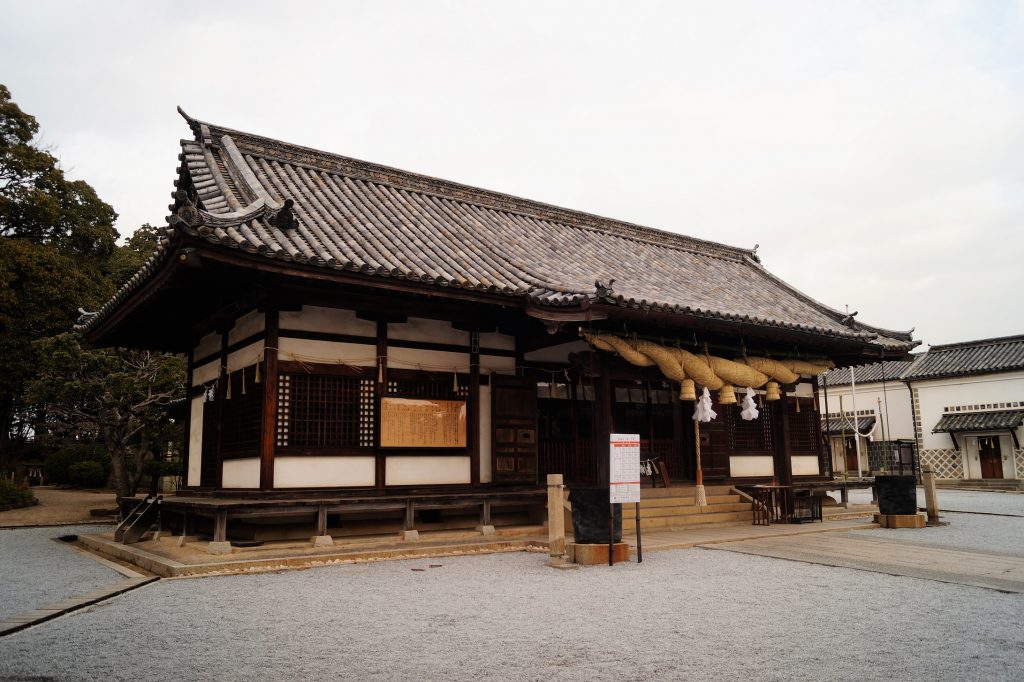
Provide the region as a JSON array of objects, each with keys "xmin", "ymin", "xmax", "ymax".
[
  {"xmin": 215, "ymin": 331, "xmax": 228, "ymax": 489},
  {"xmin": 259, "ymin": 309, "xmax": 279, "ymax": 490},
  {"xmin": 376, "ymin": 320, "xmax": 387, "ymax": 489},
  {"xmin": 182, "ymin": 350, "xmax": 194, "ymax": 486},
  {"xmin": 469, "ymin": 332, "xmax": 481, "ymax": 486}
]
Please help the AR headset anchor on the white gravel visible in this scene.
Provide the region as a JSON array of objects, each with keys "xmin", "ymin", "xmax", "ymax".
[
  {"xmin": 843, "ymin": 488, "xmax": 1024, "ymax": 556},
  {"xmin": 1, "ymin": 549, "xmax": 1022, "ymax": 681},
  {"xmin": 847, "ymin": 487, "xmax": 1024, "ymax": 515},
  {"xmin": 0, "ymin": 525, "xmax": 119, "ymax": 620}
]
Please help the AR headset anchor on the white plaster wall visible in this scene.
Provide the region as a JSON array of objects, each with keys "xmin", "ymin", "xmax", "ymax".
[
  {"xmin": 187, "ymin": 396, "xmax": 204, "ymax": 486},
  {"xmin": 729, "ymin": 455, "xmax": 774, "ymax": 477},
  {"xmin": 228, "ymin": 310, "xmax": 265, "ymax": 345},
  {"xmin": 194, "ymin": 331, "xmax": 219, "ymax": 362},
  {"xmin": 388, "ymin": 346, "xmax": 469, "ymax": 372},
  {"xmin": 479, "ymin": 384, "xmax": 492, "ymax": 483},
  {"xmin": 192, "ymin": 360, "xmax": 219, "ymax": 386},
  {"xmin": 791, "ymin": 455, "xmax": 820, "ymax": 476},
  {"xmin": 481, "ymin": 355, "xmax": 516, "ymax": 374},
  {"xmin": 280, "ymin": 306, "xmax": 377, "ymax": 336},
  {"xmin": 478, "ymin": 331, "xmax": 515, "ymax": 351},
  {"xmin": 274, "ymin": 456, "xmax": 376, "ymax": 488},
  {"xmin": 524, "ymin": 340, "xmax": 591, "ymax": 364},
  {"xmin": 222, "ymin": 458, "xmax": 260, "ymax": 489},
  {"xmin": 915, "ymin": 372, "xmax": 1024, "ymax": 450},
  {"xmin": 278, "ymin": 338, "xmax": 376, "ymax": 366},
  {"xmin": 389, "ymin": 317, "xmax": 468, "ymax": 345},
  {"xmin": 819, "ymin": 382, "xmax": 914, "ymax": 440},
  {"xmin": 386, "ymin": 456, "xmax": 472, "ymax": 485},
  {"xmin": 227, "ymin": 341, "xmax": 264, "ymax": 372}
]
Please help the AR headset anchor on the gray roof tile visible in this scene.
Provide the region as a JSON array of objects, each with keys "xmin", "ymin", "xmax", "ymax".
[
  {"xmin": 932, "ymin": 410, "xmax": 1024, "ymax": 433},
  {"xmin": 77, "ymin": 112, "xmax": 918, "ymax": 351}
]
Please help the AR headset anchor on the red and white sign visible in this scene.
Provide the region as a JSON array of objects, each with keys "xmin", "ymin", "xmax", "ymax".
[{"xmin": 609, "ymin": 433, "xmax": 641, "ymax": 504}]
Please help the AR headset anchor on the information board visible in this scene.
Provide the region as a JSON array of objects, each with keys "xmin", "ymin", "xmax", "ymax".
[
  {"xmin": 609, "ymin": 433, "xmax": 641, "ymax": 503},
  {"xmin": 380, "ymin": 398, "xmax": 467, "ymax": 448}
]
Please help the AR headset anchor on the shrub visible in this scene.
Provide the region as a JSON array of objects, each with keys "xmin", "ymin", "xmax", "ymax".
[
  {"xmin": 45, "ymin": 444, "xmax": 110, "ymax": 486},
  {"xmin": 67, "ymin": 460, "xmax": 109, "ymax": 488},
  {"xmin": 0, "ymin": 478, "xmax": 36, "ymax": 508}
]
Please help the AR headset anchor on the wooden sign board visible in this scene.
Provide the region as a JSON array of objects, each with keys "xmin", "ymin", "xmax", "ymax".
[
  {"xmin": 609, "ymin": 433, "xmax": 641, "ymax": 503},
  {"xmin": 381, "ymin": 397, "xmax": 467, "ymax": 448}
]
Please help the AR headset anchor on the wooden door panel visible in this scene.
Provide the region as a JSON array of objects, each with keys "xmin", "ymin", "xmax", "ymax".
[
  {"xmin": 491, "ymin": 375, "xmax": 538, "ymax": 484},
  {"xmin": 979, "ymin": 436, "xmax": 1002, "ymax": 479}
]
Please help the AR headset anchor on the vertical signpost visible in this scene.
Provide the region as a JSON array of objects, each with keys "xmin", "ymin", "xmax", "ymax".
[{"xmin": 609, "ymin": 433, "xmax": 642, "ymax": 565}]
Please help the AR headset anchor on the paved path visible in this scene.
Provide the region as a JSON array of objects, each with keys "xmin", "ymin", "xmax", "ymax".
[
  {"xmin": 0, "ymin": 488, "xmax": 117, "ymax": 528},
  {"xmin": 709, "ymin": 530, "xmax": 1024, "ymax": 593},
  {"xmin": 0, "ymin": 577, "xmax": 158, "ymax": 637},
  {"xmin": 625, "ymin": 517, "xmax": 877, "ymax": 553}
]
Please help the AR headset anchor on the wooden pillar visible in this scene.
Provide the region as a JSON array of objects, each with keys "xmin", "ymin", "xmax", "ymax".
[
  {"xmin": 811, "ymin": 376, "xmax": 831, "ymax": 478},
  {"xmin": 375, "ymin": 320, "xmax": 387, "ymax": 489},
  {"xmin": 259, "ymin": 309, "xmax": 279, "ymax": 490},
  {"xmin": 214, "ymin": 331, "xmax": 228, "ymax": 490},
  {"xmin": 469, "ymin": 332, "xmax": 481, "ymax": 485},
  {"xmin": 774, "ymin": 388, "xmax": 794, "ymax": 516},
  {"xmin": 182, "ymin": 350, "xmax": 194, "ymax": 487},
  {"xmin": 547, "ymin": 473, "xmax": 566, "ymax": 557},
  {"xmin": 594, "ymin": 357, "xmax": 613, "ymax": 486}
]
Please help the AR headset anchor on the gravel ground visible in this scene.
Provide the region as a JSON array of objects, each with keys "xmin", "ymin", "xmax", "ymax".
[
  {"xmin": 847, "ymin": 487, "xmax": 1024, "ymax": 515},
  {"xmin": 1, "ymin": 549, "xmax": 1022, "ymax": 682},
  {"xmin": 843, "ymin": 488, "xmax": 1024, "ymax": 555},
  {"xmin": 0, "ymin": 525, "xmax": 119, "ymax": 620}
]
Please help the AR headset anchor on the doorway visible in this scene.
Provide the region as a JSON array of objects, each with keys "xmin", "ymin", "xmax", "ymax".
[
  {"xmin": 844, "ymin": 437, "xmax": 860, "ymax": 474},
  {"xmin": 978, "ymin": 435, "xmax": 1003, "ymax": 479}
]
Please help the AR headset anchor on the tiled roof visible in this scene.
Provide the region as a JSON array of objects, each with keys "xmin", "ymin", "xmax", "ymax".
[
  {"xmin": 822, "ymin": 415, "xmax": 876, "ymax": 435},
  {"xmin": 76, "ymin": 110, "xmax": 917, "ymax": 351},
  {"xmin": 904, "ymin": 335, "xmax": 1024, "ymax": 380},
  {"xmin": 932, "ymin": 410, "xmax": 1024, "ymax": 433},
  {"xmin": 821, "ymin": 359, "xmax": 916, "ymax": 386}
]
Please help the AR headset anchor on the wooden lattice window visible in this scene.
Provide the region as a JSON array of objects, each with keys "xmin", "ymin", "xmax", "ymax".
[
  {"xmin": 386, "ymin": 373, "xmax": 469, "ymax": 400},
  {"xmin": 786, "ymin": 398, "xmax": 820, "ymax": 454},
  {"xmin": 277, "ymin": 373, "xmax": 375, "ymax": 450},
  {"xmin": 220, "ymin": 365, "xmax": 263, "ymax": 457},
  {"xmin": 728, "ymin": 402, "xmax": 774, "ymax": 454}
]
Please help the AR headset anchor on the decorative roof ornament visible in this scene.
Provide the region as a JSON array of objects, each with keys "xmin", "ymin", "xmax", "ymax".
[
  {"xmin": 171, "ymin": 190, "xmax": 204, "ymax": 228},
  {"xmin": 594, "ymin": 279, "xmax": 616, "ymax": 303},
  {"xmin": 269, "ymin": 198, "xmax": 298, "ymax": 230}
]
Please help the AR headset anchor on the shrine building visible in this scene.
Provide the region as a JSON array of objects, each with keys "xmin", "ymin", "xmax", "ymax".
[{"xmin": 77, "ymin": 109, "xmax": 917, "ymax": 544}]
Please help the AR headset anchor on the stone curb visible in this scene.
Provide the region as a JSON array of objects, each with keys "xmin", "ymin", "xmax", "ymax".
[{"xmin": 0, "ymin": 576, "xmax": 159, "ymax": 637}]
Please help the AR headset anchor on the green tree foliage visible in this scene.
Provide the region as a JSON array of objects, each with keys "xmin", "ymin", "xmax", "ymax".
[
  {"xmin": 0, "ymin": 84, "xmax": 120, "ymax": 468},
  {"xmin": 27, "ymin": 334, "xmax": 184, "ymax": 499}
]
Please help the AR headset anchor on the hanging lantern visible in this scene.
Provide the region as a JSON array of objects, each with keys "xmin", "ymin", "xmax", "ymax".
[
  {"xmin": 718, "ymin": 385, "xmax": 737, "ymax": 405},
  {"xmin": 679, "ymin": 378, "xmax": 697, "ymax": 401},
  {"xmin": 765, "ymin": 381, "xmax": 781, "ymax": 401}
]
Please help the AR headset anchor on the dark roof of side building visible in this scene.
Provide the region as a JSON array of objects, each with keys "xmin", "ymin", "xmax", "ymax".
[
  {"xmin": 820, "ymin": 335, "xmax": 1024, "ymax": 385},
  {"xmin": 902, "ymin": 335, "xmax": 1024, "ymax": 381},
  {"xmin": 76, "ymin": 109, "xmax": 916, "ymax": 352}
]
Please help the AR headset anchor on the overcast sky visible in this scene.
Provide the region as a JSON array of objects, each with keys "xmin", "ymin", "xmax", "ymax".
[{"xmin": 3, "ymin": 1, "xmax": 1022, "ymax": 348}]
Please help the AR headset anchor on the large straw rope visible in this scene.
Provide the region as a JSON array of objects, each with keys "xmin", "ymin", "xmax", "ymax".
[{"xmin": 740, "ymin": 357, "xmax": 800, "ymax": 384}]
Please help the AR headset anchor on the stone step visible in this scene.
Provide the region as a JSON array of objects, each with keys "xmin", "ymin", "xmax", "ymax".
[
  {"xmin": 641, "ymin": 486, "xmax": 734, "ymax": 499},
  {"xmin": 622, "ymin": 502, "xmax": 752, "ymax": 519},
  {"xmin": 632, "ymin": 494, "xmax": 740, "ymax": 509},
  {"xmin": 622, "ymin": 510, "xmax": 754, "ymax": 530}
]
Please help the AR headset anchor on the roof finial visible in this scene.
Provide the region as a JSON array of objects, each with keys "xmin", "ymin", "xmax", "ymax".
[{"xmin": 176, "ymin": 106, "xmax": 193, "ymax": 123}]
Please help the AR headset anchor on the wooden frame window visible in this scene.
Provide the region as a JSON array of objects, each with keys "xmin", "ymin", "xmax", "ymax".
[{"xmin": 276, "ymin": 371, "xmax": 376, "ymax": 452}]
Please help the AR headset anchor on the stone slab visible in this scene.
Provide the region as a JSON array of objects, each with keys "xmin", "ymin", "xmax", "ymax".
[
  {"xmin": 875, "ymin": 513, "xmax": 926, "ymax": 529},
  {"xmin": 570, "ymin": 542, "xmax": 630, "ymax": 565}
]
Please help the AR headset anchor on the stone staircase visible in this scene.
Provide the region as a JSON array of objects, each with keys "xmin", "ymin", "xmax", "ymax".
[
  {"xmin": 936, "ymin": 479, "xmax": 1022, "ymax": 492},
  {"xmin": 621, "ymin": 485, "xmax": 754, "ymax": 531}
]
